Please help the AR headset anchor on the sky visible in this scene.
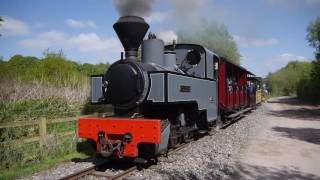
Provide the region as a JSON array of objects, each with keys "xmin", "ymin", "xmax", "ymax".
[{"xmin": 0, "ymin": 0, "xmax": 319, "ymax": 77}]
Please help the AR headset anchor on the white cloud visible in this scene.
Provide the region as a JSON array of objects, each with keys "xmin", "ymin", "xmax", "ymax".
[
  {"xmin": 69, "ymin": 33, "xmax": 121, "ymax": 54},
  {"xmin": 19, "ymin": 31, "xmax": 66, "ymax": 49},
  {"xmin": 157, "ymin": 30, "xmax": 178, "ymax": 44},
  {"xmin": 145, "ymin": 11, "xmax": 168, "ymax": 23},
  {"xmin": 0, "ymin": 16, "xmax": 30, "ymax": 36},
  {"xmin": 279, "ymin": 53, "xmax": 307, "ymax": 62},
  {"xmin": 265, "ymin": 53, "xmax": 308, "ymax": 69},
  {"xmin": 86, "ymin": 21, "xmax": 97, "ymax": 29},
  {"xmin": 69, "ymin": 33, "xmax": 122, "ymax": 62},
  {"xmin": 19, "ymin": 31, "xmax": 122, "ymax": 62},
  {"xmin": 65, "ymin": 19, "xmax": 97, "ymax": 29},
  {"xmin": 233, "ymin": 35, "xmax": 279, "ymax": 47}
]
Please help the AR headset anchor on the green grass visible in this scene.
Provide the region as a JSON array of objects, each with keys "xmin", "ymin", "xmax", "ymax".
[
  {"xmin": 0, "ymin": 138, "xmax": 96, "ymax": 180},
  {"xmin": 0, "ymin": 152, "xmax": 89, "ymax": 180},
  {"xmin": 48, "ymin": 121, "xmax": 77, "ymax": 134}
]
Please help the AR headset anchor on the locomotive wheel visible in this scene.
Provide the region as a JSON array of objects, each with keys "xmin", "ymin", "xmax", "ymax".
[
  {"xmin": 169, "ymin": 135, "xmax": 179, "ymax": 148},
  {"xmin": 169, "ymin": 129, "xmax": 180, "ymax": 148},
  {"xmin": 196, "ymin": 110, "xmax": 209, "ymax": 131},
  {"xmin": 182, "ymin": 133, "xmax": 192, "ymax": 143},
  {"xmin": 215, "ymin": 116, "xmax": 223, "ymax": 131}
]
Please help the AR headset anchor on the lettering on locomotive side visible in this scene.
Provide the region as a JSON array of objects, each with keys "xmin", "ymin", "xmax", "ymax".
[{"xmin": 180, "ymin": 85, "xmax": 191, "ymax": 92}]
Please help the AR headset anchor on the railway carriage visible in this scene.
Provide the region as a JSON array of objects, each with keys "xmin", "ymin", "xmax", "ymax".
[{"xmin": 218, "ymin": 57, "xmax": 254, "ymax": 118}]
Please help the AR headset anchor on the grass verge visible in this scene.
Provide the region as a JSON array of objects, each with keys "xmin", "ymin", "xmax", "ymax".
[{"xmin": 0, "ymin": 151, "xmax": 89, "ymax": 180}]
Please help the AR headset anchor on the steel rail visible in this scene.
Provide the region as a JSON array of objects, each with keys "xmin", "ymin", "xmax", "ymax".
[{"xmin": 59, "ymin": 165, "xmax": 96, "ymax": 180}]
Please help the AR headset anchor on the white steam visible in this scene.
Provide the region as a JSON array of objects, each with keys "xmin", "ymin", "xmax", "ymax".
[
  {"xmin": 113, "ymin": 0, "xmax": 158, "ymax": 17},
  {"xmin": 157, "ymin": 30, "xmax": 178, "ymax": 44},
  {"xmin": 170, "ymin": 0, "xmax": 208, "ymax": 29}
]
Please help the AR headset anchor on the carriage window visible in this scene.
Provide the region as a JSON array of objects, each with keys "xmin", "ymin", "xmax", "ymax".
[{"xmin": 213, "ymin": 55, "xmax": 219, "ymax": 80}]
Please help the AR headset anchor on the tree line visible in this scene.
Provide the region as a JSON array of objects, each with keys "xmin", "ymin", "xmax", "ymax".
[
  {"xmin": 266, "ymin": 61, "xmax": 312, "ymax": 96},
  {"xmin": 0, "ymin": 50, "xmax": 110, "ymax": 89}
]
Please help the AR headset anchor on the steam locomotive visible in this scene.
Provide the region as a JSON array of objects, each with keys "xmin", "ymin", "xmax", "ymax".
[{"xmin": 78, "ymin": 16, "xmax": 262, "ymax": 163}]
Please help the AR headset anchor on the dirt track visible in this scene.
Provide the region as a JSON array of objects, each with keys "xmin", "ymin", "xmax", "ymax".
[{"xmin": 233, "ymin": 97, "xmax": 320, "ymax": 180}]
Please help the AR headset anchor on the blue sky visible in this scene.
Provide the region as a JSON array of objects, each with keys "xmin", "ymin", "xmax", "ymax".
[{"xmin": 1, "ymin": 0, "xmax": 319, "ymax": 77}]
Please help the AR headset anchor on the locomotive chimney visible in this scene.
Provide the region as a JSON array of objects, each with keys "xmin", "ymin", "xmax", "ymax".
[{"xmin": 113, "ymin": 16, "xmax": 149, "ymax": 60}]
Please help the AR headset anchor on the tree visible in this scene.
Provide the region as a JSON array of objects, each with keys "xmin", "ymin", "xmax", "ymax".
[
  {"xmin": 177, "ymin": 21, "xmax": 241, "ymax": 65},
  {"xmin": 307, "ymin": 17, "xmax": 320, "ymax": 78},
  {"xmin": 297, "ymin": 17, "xmax": 320, "ymax": 103},
  {"xmin": 307, "ymin": 17, "xmax": 320, "ymax": 59}
]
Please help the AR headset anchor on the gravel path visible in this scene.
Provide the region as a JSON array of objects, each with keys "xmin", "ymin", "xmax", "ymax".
[{"xmin": 233, "ymin": 97, "xmax": 320, "ymax": 180}]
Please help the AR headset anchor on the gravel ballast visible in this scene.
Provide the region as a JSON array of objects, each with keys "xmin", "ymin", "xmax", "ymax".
[
  {"xmin": 21, "ymin": 161, "xmax": 94, "ymax": 180},
  {"xmin": 134, "ymin": 105, "xmax": 266, "ymax": 179}
]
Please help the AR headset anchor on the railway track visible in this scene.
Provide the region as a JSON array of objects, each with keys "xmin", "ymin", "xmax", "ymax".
[
  {"xmin": 59, "ymin": 142, "xmax": 190, "ymax": 180},
  {"xmin": 59, "ymin": 114, "xmax": 244, "ymax": 180}
]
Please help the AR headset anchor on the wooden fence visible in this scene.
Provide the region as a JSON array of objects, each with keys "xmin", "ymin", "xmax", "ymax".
[{"xmin": 0, "ymin": 116, "xmax": 84, "ymax": 146}]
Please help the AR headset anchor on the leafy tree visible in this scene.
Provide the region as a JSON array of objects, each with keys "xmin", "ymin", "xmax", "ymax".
[
  {"xmin": 307, "ymin": 17, "xmax": 320, "ymax": 79},
  {"xmin": 299, "ymin": 17, "xmax": 320, "ymax": 103},
  {"xmin": 178, "ymin": 21, "xmax": 241, "ymax": 64},
  {"xmin": 307, "ymin": 17, "xmax": 320, "ymax": 59}
]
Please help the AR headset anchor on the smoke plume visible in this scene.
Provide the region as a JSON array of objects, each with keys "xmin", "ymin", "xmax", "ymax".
[
  {"xmin": 113, "ymin": 0, "xmax": 158, "ymax": 17},
  {"xmin": 170, "ymin": 0, "xmax": 207, "ymax": 29}
]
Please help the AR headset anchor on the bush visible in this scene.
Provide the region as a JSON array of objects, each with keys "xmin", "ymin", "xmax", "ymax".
[
  {"xmin": 297, "ymin": 60, "xmax": 320, "ymax": 103},
  {"xmin": 266, "ymin": 61, "xmax": 312, "ymax": 96}
]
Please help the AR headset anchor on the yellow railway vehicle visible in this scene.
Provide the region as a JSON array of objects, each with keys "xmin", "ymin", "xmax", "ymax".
[{"xmin": 256, "ymin": 89, "xmax": 262, "ymax": 104}]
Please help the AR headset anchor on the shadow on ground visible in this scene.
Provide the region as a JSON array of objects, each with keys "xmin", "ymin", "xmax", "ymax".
[
  {"xmin": 269, "ymin": 108, "xmax": 320, "ymax": 121},
  {"xmin": 267, "ymin": 97, "xmax": 319, "ymax": 106},
  {"xmin": 233, "ymin": 164, "xmax": 320, "ymax": 180},
  {"xmin": 272, "ymin": 126, "xmax": 320, "ymax": 145},
  {"xmin": 267, "ymin": 97, "xmax": 320, "ymax": 121}
]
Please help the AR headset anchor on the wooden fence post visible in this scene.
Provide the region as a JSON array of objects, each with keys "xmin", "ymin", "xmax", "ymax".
[{"xmin": 39, "ymin": 117, "xmax": 47, "ymax": 147}]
